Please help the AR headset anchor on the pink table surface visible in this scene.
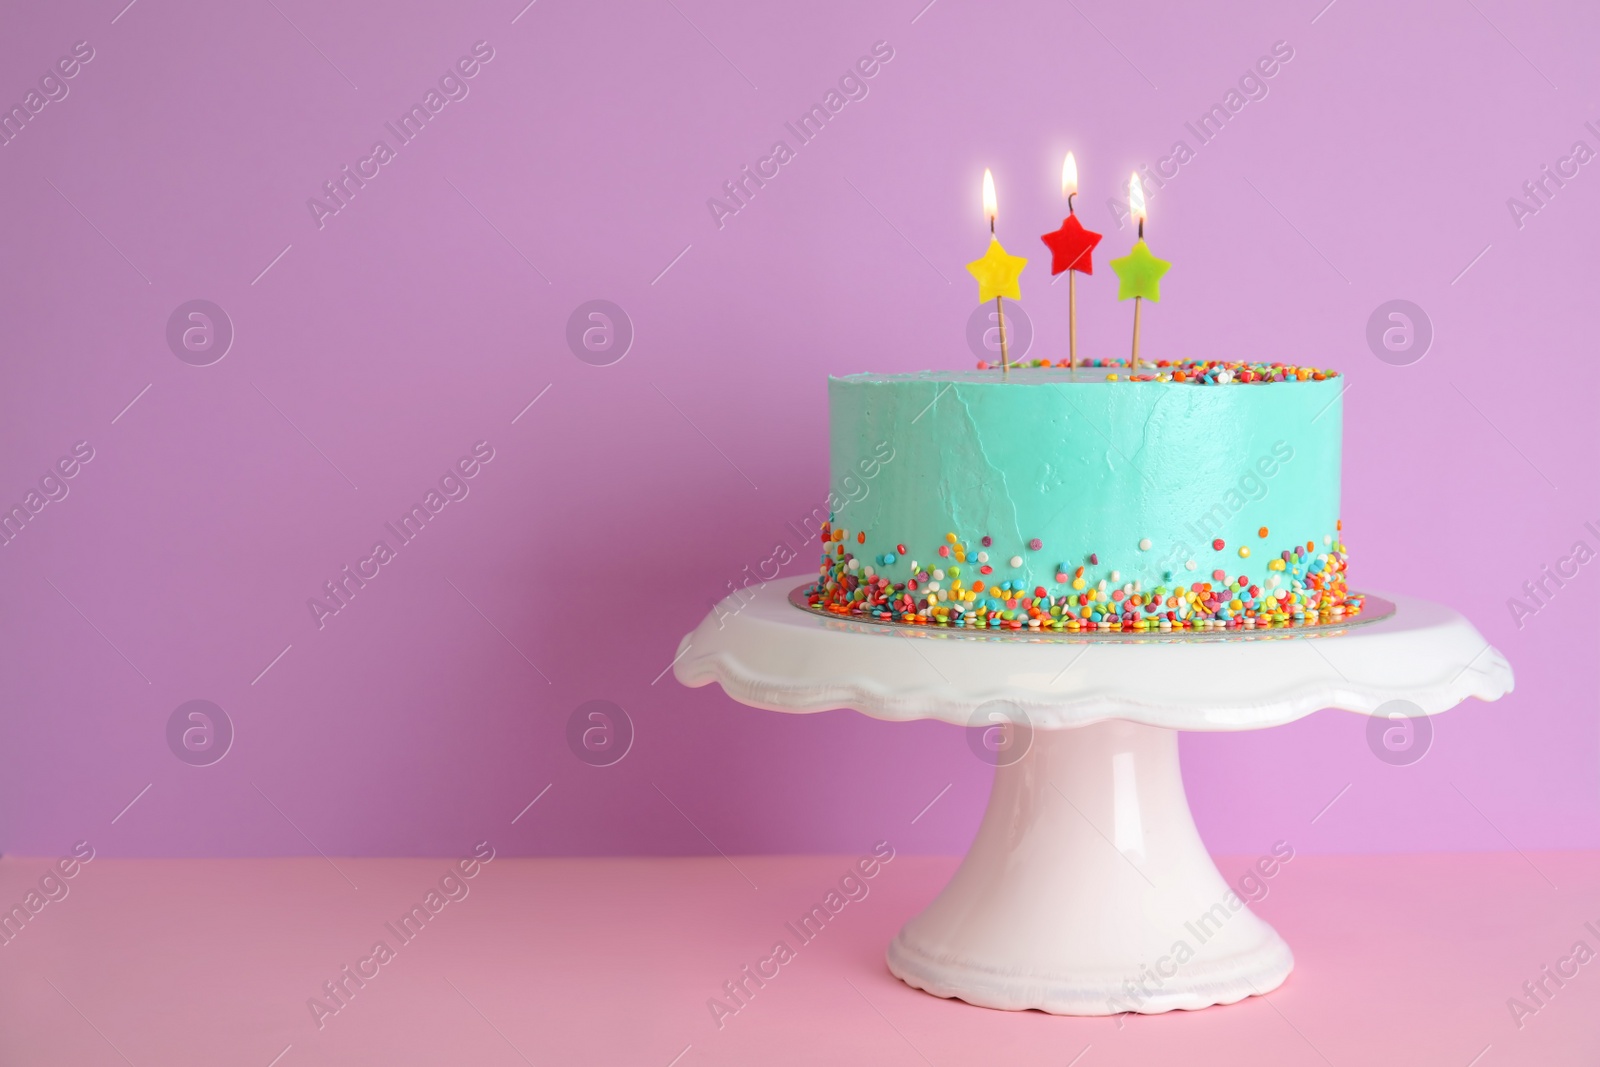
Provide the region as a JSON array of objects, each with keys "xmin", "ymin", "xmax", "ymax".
[{"xmin": 1, "ymin": 851, "xmax": 1596, "ymax": 1066}]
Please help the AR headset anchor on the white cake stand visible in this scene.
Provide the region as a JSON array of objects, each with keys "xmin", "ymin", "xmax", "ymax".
[{"xmin": 674, "ymin": 582, "xmax": 1512, "ymax": 1015}]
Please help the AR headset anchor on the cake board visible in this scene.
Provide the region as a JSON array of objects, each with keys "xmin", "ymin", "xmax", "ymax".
[{"xmin": 674, "ymin": 581, "xmax": 1513, "ymax": 1016}]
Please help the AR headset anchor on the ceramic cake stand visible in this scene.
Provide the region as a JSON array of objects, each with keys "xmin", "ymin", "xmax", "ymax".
[{"xmin": 673, "ymin": 583, "xmax": 1513, "ymax": 1016}]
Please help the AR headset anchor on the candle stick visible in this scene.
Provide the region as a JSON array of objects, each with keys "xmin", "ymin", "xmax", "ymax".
[
  {"xmin": 966, "ymin": 168, "xmax": 1028, "ymax": 380},
  {"xmin": 996, "ymin": 294, "xmax": 1008, "ymax": 375},
  {"xmin": 1108, "ymin": 171, "xmax": 1171, "ymax": 376},
  {"xmin": 986, "ymin": 170, "xmax": 1009, "ymax": 377},
  {"xmin": 1129, "ymin": 174, "xmax": 1145, "ymax": 370},
  {"xmin": 1040, "ymin": 152, "xmax": 1102, "ymax": 382},
  {"xmin": 1065, "ymin": 155, "xmax": 1078, "ymax": 379},
  {"xmin": 1068, "ymin": 263, "xmax": 1076, "ymax": 380},
  {"xmin": 1131, "ymin": 292, "xmax": 1143, "ymax": 369}
]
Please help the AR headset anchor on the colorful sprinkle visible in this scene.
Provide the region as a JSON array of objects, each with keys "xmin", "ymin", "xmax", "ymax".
[
  {"xmin": 1028, "ymin": 538, "xmax": 1042, "ymax": 551},
  {"xmin": 971, "ymin": 357, "xmax": 1341, "ymax": 385},
  {"xmin": 806, "ymin": 522, "xmax": 1359, "ymax": 634},
  {"xmin": 1138, "ymin": 538, "xmax": 1152, "ymax": 551},
  {"xmin": 1212, "ymin": 538, "xmax": 1225, "ymax": 551}
]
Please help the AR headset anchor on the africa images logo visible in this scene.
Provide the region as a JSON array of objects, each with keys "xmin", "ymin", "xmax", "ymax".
[
  {"xmin": 306, "ymin": 41, "xmax": 496, "ymax": 229},
  {"xmin": 307, "ymin": 441, "xmax": 496, "ymax": 630},
  {"xmin": 705, "ymin": 41, "xmax": 895, "ymax": 230}
]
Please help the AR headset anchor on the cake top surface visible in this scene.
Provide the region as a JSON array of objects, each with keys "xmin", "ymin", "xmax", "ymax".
[{"xmin": 834, "ymin": 360, "xmax": 1339, "ymax": 386}]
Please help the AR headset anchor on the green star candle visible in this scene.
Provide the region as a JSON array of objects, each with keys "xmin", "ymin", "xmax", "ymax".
[{"xmin": 1109, "ymin": 173, "xmax": 1171, "ymax": 373}]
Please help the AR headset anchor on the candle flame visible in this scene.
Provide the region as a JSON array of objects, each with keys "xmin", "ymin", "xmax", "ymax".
[
  {"xmin": 1062, "ymin": 153, "xmax": 1078, "ymax": 198},
  {"xmin": 1129, "ymin": 171, "xmax": 1146, "ymax": 226},
  {"xmin": 982, "ymin": 168, "xmax": 997, "ymax": 225}
]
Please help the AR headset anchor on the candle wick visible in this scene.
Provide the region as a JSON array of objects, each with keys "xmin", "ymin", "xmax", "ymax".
[
  {"xmin": 1067, "ymin": 192, "xmax": 1076, "ymax": 215},
  {"xmin": 990, "ymin": 218, "xmax": 995, "ymax": 236},
  {"xmin": 1137, "ymin": 219, "xmax": 1144, "ymax": 240}
]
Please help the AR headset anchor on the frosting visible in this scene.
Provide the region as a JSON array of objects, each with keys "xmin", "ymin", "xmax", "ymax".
[{"xmin": 813, "ymin": 364, "xmax": 1357, "ymax": 632}]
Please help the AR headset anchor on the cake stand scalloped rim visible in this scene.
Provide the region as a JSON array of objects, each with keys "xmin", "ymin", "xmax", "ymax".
[{"xmin": 672, "ymin": 584, "xmax": 1514, "ymax": 732}]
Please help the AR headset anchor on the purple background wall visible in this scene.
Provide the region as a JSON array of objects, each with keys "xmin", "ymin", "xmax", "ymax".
[{"xmin": 0, "ymin": 0, "xmax": 1593, "ymax": 859}]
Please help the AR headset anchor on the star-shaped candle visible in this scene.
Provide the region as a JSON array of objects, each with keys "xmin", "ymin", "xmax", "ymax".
[
  {"xmin": 1040, "ymin": 214, "xmax": 1101, "ymax": 274},
  {"xmin": 1108, "ymin": 172, "xmax": 1171, "ymax": 371},
  {"xmin": 966, "ymin": 168, "xmax": 1027, "ymax": 377},
  {"xmin": 1039, "ymin": 152, "xmax": 1103, "ymax": 377},
  {"xmin": 1110, "ymin": 240, "xmax": 1171, "ymax": 301},
  {"xmin": 967, "ymin": 238, "xmax": 1027, "ymax": 302}
]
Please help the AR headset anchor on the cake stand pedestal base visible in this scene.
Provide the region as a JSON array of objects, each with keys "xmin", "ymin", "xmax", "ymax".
[
  {"xmin": 675, "ymin": 583, "xmax": 1514, "ymax": 1016},
  {"xmin": 887, "ymin": 719, "xmax": 1289, "ymax": 1015}
]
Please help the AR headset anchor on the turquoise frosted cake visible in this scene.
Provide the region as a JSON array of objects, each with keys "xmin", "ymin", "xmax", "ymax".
[{"xmin": 807, "ymin": 360, "xmax": 1358, "ymax": 632}]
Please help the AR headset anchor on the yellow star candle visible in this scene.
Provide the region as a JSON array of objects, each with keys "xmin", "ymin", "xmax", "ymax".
[
  {"xmin": 966, "ymin": 168, "xmax": 1027, "ymax": 377},
  {"xmin": 1108, "ymin": 172, "xmax": 1170, "ymax": 372}
]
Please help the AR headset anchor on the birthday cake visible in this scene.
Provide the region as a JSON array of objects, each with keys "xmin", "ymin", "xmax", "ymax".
[{"xmin": 806, "ymin": 360, "xmax": 1359, "ymax": 632}]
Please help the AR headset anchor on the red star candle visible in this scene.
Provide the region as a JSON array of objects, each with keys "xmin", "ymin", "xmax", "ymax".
[{"xmin": 1039, "ymin": 152, "xmax": 1103, "ymax": 379}]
